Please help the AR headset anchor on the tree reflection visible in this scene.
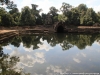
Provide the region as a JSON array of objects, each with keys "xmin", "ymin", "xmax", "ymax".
[
  {"xmin": 0, "ymin": 50, "xmax": 20, "ymax": 75},
  {"xmin": 1, "ymin": 33, "xmax": 100, "ymax": 51},
  {"xmin": 66, "ymin": 34, "xmax": 97, "ymax": 49},
  {"xmin": 0, "ymin": 50, "xmax": 30, "ymax": 75},
  {"xmin": 11, "ymin": 36, "xmax": 22, "ymax": 47}
]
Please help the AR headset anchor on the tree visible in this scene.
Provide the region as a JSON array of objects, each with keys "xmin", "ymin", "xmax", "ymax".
[
  {"xmin": 31, "ymin": 4, "xmax": 42, "ymax": 25},
  {"xmin": 49, "ymin": 6, "xmax": 58, "ymax": 16},
  {"xmin": 77, "ymin": 4, "xmax": 87, "ymax": 12},
  {"xmin": 20, "ymin": 6, "xmax": 36, "ymax": 25},
  {"xmin": 9, "ymin": 8, "xmax": 19, "ymax": 14},
  {"xmin": 0, "ymin": 0, "xmax": 9, "ymax": 4},
  {"xmin": 83, "ymin": 8, "xmax": 98, "ymax": 25},
  {"xmin": 60, "ymin": 2, "xmax": 72, "ymax": 15},
  {"xmin": 66, "ymin": 8, "xmax": 80, "ymax": 25},
  {"xmin": 0, "ymin": 0, "xmax": 17, "ymax": 9},
  {"xmin": 41, "ymin": 13, "xmax": 47, "ymax": 25},
  {"xmin": 1, "ymin": 13, "xmax": 14, "ymax": 26},
  {"xmin": 58, "ymin": 14, "xmax": 67, "ymax": 22},
  {"xmin": 9, "ymin": 8, "xmax": 20, "ymax": 25},
  {"xmin": 0, "ymin": 7, "xmax": 6, "ymax": 25},
  {"xmin": 49, "ymin": 6, "xmax": 59, "ymax": 23},
  {"xmin": 97, "ymin": 12, "xmax": 100, "ymax": 23},
  {"xmin": 77, "ymin": 4, "xmax": 88, "ymax": 25},
  {"xmin": 0, "ymin": 16, "xmax": 1, "ymax": 24}
]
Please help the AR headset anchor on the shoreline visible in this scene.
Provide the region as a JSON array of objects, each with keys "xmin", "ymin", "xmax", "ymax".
[
  {"xmin": 0, "ymin": 30, "xmax": 18, "ymax": 34},
  {"xmin": 1, "ymin": 25, "xmax": 100, "ymax": 34}
]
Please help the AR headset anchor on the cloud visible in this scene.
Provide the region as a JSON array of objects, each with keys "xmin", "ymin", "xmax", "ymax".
[
  {"xmin": 14, "ymin": 0, "xmax": 33, "ymax": 11},
  {"xmin": 94, "ymin": 41, "xmax": 100, "ymax": 46},
  {"xmin": 81, "ymin": 53, "xmax": 86, "ymax": 57},
  {"xmin": 11, "ymin": 0, "xmax": 100, "ymax": 13},
  {"xmin": 35, "ymin": 52, "xmax": 44, "ymax": 58},
  {"xmin": 86, "ymin": 46, "xmax": 93, "ymax": 50},
  {"xmin": 37, "ymin": 39, "xmax": 53, "ymax": 51},
  {"xmin": 95, "ymin": 5, "xmax": 100, "ymax": 12},
  {"xmin": 24, "ymin": 45, "xmax": 33, "ymax": 52},
  {"xmin": 46, "ymin": 65, "xmax": 70, "ymax": 74},
  {"xmin": 73, "ymin": 58, "xmax": 81, "ymax": 63},
  {"xmin": 86, "ymin": 0, "xmax": 100, "ymax": 12},
  {"xmin": 86, "ymin": 0, "xmax": 97, "ymax": 5},
  {"xmin": 10, "ymin": 49, "xmax": 45, "ymax": 68},
  {"xmin": 35, "ymin": 0, "xmax": 53, "ymax": 13},
  {"xmin": 91, "ymin": 5, "xmax": 100, "ymax": 12},
  {"xmin": 38, "ymin": 44, "xmax": 53, "ymax": 51},
  {"xmin": 14, "ymin": 0, "xmax": 53, "ymax": 13},
  {"xmin": 3, "ymin": 46, "xmax": 12, "ymax": 50}
]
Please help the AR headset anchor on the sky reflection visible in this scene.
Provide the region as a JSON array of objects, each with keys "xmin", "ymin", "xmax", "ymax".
[
  {"xmin": 1, "ymin": 35, "xmax": 100, "ymax": 75},
  {"xmin": 3, "ymin": 40, "xmax": 100, "ymax": 75}
]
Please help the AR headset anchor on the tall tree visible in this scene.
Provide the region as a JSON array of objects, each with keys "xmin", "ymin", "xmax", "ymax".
[
  {"xmin": 0, "ymin": 0, "xmax": 16, "ymax": 9},
  {"xmin": 41, "ymin": 13, "xmax": 47, "ymax": 25},
  {"xmin": 49, "ymin": 6, "xmax": 58, "ymax": 16},
  {"xmin": 20, "ymin": 6, "xmax": 36, "ymax": 25},
  {"xmin": 58, "ymin": 14, "xmax": 67, "ymax": 22},
  {"xmin": 97, "ymin": 12, "xmax": 100, "ymax": 23},
  {"xmin": 66, "ymin": 8, "xmax": 80, "ymax": 25},
  {"xmin": 77, "ymin": 4, "xmax": 88, "ymax": 25},
  {"xmin": 49, "ymin": 6, "xmax": 59, "ymax": 23},
  {"xmin": 83, "ymin": 8, "xmax": 98, "ymax": 25},
  {"xmin": 31, "ymin": 4, "xmax": 42, "ymax": 25},
  {"xmin": 1, "ymin": 13, "xmax": 14, "ymax": 26},
  {"xmin": 60, "ymin": 2, "xmax": 72, "ymax": 25},
  {"xmin": 9, "ymin": 8, "xmax": 20, "ymax": 25},
  {"xmin": 60, "ymin": 2, "xmax": 72, "ymax": 15},
  {"xmin": 0, "ymin": 7, "xmax": 6, "ymax": 25}
]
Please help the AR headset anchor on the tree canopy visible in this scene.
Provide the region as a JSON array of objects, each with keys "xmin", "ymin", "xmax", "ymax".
[{"xmin": 0, "ymin": 1, "xmax": 100, "ymax": 26}]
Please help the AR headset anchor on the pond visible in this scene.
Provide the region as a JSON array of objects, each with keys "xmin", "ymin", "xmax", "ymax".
[{"xmin": 0, "ymin": 33, "xmax": 100, "ymax": 75}]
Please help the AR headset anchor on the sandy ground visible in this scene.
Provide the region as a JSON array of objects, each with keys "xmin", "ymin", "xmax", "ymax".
[
  {"xmin": 0, "ymin": 30, "xmax": 17, "ymax": 34},
  {"xmin": 0, "ymin": 25, "xmax": 55, "ymax": 35}
]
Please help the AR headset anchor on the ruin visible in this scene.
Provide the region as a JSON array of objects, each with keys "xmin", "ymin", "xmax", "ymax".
[{"xmin": 54, "ymin": 22, "xmax": 65, "ymax": 33}]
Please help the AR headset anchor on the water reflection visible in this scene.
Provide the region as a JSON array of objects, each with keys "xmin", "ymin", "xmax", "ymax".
[
  {"xmin": 0, "ymin": 50, "xmax": 21, "ymax": 75},
  {"xmin": 0, "ymin": 33, "xmax": 100, "ymax": 74},
  {"xmin": 1, "ymin": 33, "xmax": 100, "ymax": 50}
]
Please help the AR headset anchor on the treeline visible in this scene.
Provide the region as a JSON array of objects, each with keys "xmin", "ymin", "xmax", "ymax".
[
  {"xmin": 1, "ymin": 33, "xmax": 100, "ymax": 51},
  {"xmin": 0, "ymin": 0, "xmax": 100, "ymax": 26}
]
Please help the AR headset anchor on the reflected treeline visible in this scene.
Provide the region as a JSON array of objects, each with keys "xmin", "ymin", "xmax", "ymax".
[
  {"xmin": 0, "ymin": 50, "xmax": 20, "ymax": 75},
  {"xmin": 1, "ymin": 33, "xmax": 100, "ymax": 50},
  {"xmin": 0, "ymin": 50, "xmax": 30, "ymax": 75}
]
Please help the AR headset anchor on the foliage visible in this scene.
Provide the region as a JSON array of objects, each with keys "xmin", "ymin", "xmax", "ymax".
[
  {"xmin": 9, "ymin": 8, "xmax": 20, "ymax": 25},
  {"xmin": 97, "ymin": 12, "xmax": 100, "ymax": 23},
  {"xmin": 0, "ymin": 0, "xmax": 17, "ymax": 9},
  {"xmin": 1, "ymin": 13, "xmax": 14, "ymax": 26},
  {"xmin": 58, "ymin": 14, "xmax": 67, "ymax": 22},
  {"xmin": 49, "ymin": 6, "xmax": 59, "ymax": 23},
  {"xmin": 1, "ymin": 33, "xmax": 100, "ymax": 51},
  {"xmin": 0, "ymin": 1, "xmax": 100, "ymax": 26},
  {"xmin": 20, "ymin": 6, "xmax": 36, "ymax": 25},
  {"xmin": 60, "ymin": 2, "xmax": 72, "ymax": 15}
]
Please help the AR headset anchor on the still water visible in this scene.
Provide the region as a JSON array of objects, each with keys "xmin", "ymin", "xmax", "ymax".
[{"xmin": 0, "ymin": 33, "xmax": 100, "ymax": 75}]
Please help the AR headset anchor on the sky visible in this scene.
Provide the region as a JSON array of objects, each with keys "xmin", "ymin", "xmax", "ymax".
[{"xmin": 11, "ymin": 0, "xmax": 100, "ymax": 13}]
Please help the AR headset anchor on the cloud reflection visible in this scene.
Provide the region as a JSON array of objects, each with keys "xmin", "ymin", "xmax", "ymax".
[
  {"xmin": 73, "ymin": 58, "xmax": 81, "ymax": 63},
  {"xmin": 10, "ymin": 49, "xmax": 45, "ymax": 68},
  {"xmin": 46, "ymin": 65, "xmax": 70, "ymax": 75},
  {"xmin": 37, "ymin": 39, "xmax": 53, "ymax": 51},
  {"xmin": 3, "ymin": 46, "xmax": 12, "ymax": 50},
  {"xmin": 81, "ymin": 53, "xmax": 86, "ymax": 57}
]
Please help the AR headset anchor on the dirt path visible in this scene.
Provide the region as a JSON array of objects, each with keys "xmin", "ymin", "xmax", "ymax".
[{"xmin": 0, "ymin": 30, "xmax": 17, "ymax": 34}]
